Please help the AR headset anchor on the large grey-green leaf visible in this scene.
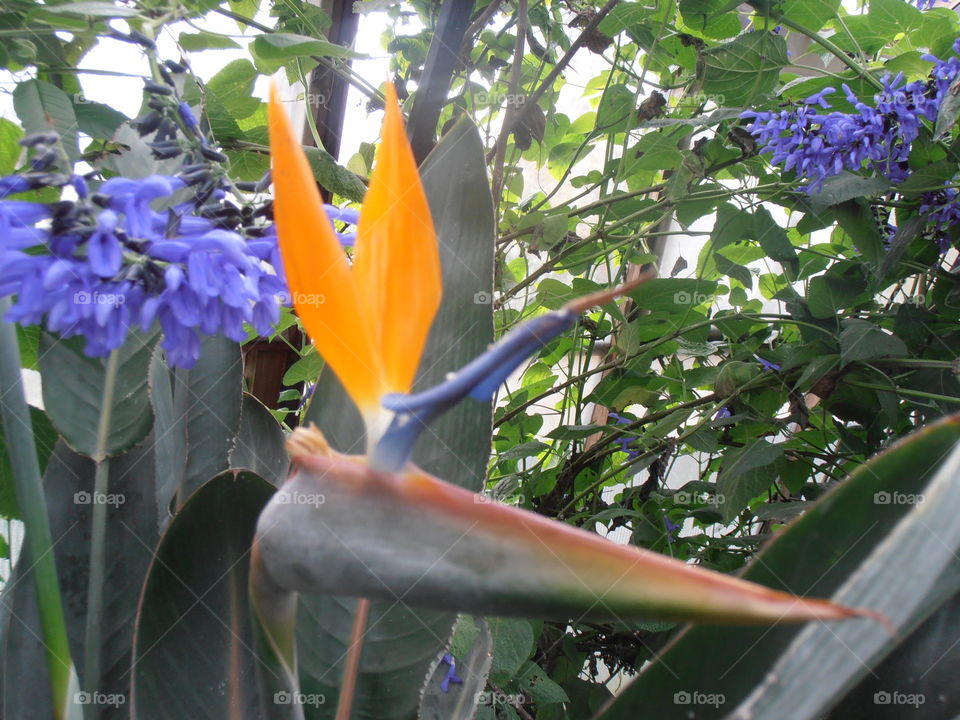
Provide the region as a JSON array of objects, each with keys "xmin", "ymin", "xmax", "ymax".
[
  {"xmin": 728, "ymin": 440, "xmax": 960, "ymax": 720},
  {"xmin": 39, "ymin": 330, "xmax": 157, "ymax": 458},
  {"xmin": 0, "ymin": 437, "xmax": 159, "ymax": 719},
  {"xmin": 597, "ymin": 414, "xmax": 960, "ymax": 720},
  {"xmin": 230, "ymin": 394, "xmax": 289, "ymax": 486},
  {"xmin": 149, "ymin": 336, "xmax": 243, "ymax": 518},
  {"xmin": 131, "ymin": 471, "xmax": 274, "ymax": 719},
  {"xmin": 827, "ymin": 583, "xmax": 960, "ymax": 719},
  {"xmin": 297, "ymin": 117, "xmax": 495, "ymax": 719}
]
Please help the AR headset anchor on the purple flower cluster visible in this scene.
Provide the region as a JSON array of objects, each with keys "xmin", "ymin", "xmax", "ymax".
[
  {"xmin": 741, "ymin": 40, "xmax": 960, "ymax": 192},
  {"xmin": 0, "ymin": 173, "xmax": 286, "ymax": 367},
  {"xmin": 920, "ymin": 181, "xmax": 960, "ymax": 251}
]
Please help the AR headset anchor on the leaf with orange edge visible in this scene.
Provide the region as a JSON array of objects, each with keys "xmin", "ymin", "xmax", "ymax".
[
  {"xmin": 352, "ymin": 83, "xmax": 442, "ymax": 395},
  {"xmin": 267, "ymin": 83, "xmax": 384, "ymax": 413}
]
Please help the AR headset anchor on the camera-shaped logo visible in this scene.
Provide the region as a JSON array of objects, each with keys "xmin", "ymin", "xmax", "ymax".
[
  {"xmin": 474, "ymin": 291, "xmax": 492, "ymax": 305},
  {"xmin": 673, "ymin": 691, "xmax": 691, "ymax": 705}
]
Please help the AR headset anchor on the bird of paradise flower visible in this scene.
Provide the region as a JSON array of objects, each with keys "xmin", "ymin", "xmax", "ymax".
[{"xmin": 252, "ymin": 81, "xmax": 881, "ymax": 720}]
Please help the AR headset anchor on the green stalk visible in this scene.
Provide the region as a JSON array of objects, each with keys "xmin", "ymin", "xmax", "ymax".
[
  {"xmin": 0, "ymin": 301, "xmax": 79, "ymax": 720},
  {"xmin": 82, "ymin": 348, "xmax": 120, "ymax": 718}
]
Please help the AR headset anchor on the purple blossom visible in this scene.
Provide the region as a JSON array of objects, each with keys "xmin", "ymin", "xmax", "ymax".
[
  {"xmin": 324, "ymin": 204, "xmax": 359, "ymax": 246},
  {"xmin": 755, "ymin": 355, "xmax": 781, "ymax": 372},
  {"xmin": 439, "ymin": 653, "xmax": 463, "ymax": 693},
  {"xmin": 741, "ymin": 42, "xmax": 960, "ymax": 192},
  {"xmin": 0, "ymin": 173, "xmax": 286, "ymax": 367},
  {"xmin": 609, "ymin": 412, "xmax": 642, "ymax": 462}
]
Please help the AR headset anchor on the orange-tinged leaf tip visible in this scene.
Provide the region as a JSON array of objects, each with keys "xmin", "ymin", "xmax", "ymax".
[
  {"xmin": 352, "ymin": 82, "xmax": 441, "ymax": 394},
  {"xmin": 268, "ymin": 81, "xmax": 384, "ymax": 411}
]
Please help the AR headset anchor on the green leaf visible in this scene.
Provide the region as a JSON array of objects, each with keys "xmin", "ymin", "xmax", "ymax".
[
  {"xmin": 303, "ymin": 145, "xmax": 367, "ymax": 203},
  {"xmin": 781, "ymin": 0, "xmax": 840, "ymax": 31},
  {"xmin": 599, "ymin": 414, "xmax": 960, "ymax": 720},
  {"xmin": 72, "ymin": 99, "xmax": 127, "ymax": 140},
  {"xmin": 35, "ymin": 1, "xmax": 139, "ymax": 17},
  {"xmin": 806, "ymin": 173, "xmax": 890, "ymax": 211},
  {"xmin": 717, "ymin": 440, "xmax": 784, "ymax": 522},
  {"xmin": 0, "ymin": 438, "xmax": 159, "ymax": 718},
  {"xmin": 936, "ymin": 88, "xmax": 960, "ymax": 139},
  {"xmin": 148, "ymin": 336, "xmax": 243, "ymax": 524},
  {"xmin": 131, "ymin": 471, "xmax": 275, "ymax": 718},
  {"xmin": 827, "ymin": 586, "xmax": 960, "ymax": 720},
  {"xmin": 516, "ymin": 662, "xmax": 569, "ymax": 705},
  {"xmin": 627, "ymin": 278, "xmax": 719, "ymax": 312},
  {"xmin": 0, "ymin": 406, "xmax": 56, "ymax": 519},
  {"xmin": 282, "ymin": 346, "xmax": 324, "ymax": 385},
  {"xmin": 38, "ymin": 330, "xmax": 157, "ymax": 458},
  {"xmin": 839, "ymin": 319, "xmax": 908, "ymax": 366},
  {"xmin": 251, "ymin": 32, "xmax": 362, "ymax": 73},
  {"xmin": 807, "ymin": 270, "xmax": 868, "ymax": 319},
  {"xmin": 0, "ymin": 118, "xmax": 23, "ymax": 175},
  {"xmin": 13, "ymin": 79, "xmax": 79, "ymax": 163},
  {"xmin": 724, "ymin": 440, "xmax": 960, "ymax": 720},
  {"xmin": 229, "ymin": 394, "xmax": 289, "ymax": 487},
  {"xmin": 489, "ymin": 618, "xmax": 535, "ymax": 683},
  {"xmin": 178, "ymin": 31, "xmax": 241, "ymax": 51},
  {"xmin": 206, "ymin": 59, "xmax": 261, "ymax": 120},
  {"xmin": 700, "ymin": 32, "xmax": 788, "ymax": 107},
  {"xmin": 595, "ymin": 84, "xmax": 635, "ymax": 129}
]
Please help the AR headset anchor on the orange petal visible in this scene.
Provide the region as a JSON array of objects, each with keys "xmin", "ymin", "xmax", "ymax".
[
  {"xmin": 268, "ymin": 83, "xmax": 383, "ymax": 411},
  {"xmin": 352, "ymin": 83, "xmax": 441, "ymax": 394}
]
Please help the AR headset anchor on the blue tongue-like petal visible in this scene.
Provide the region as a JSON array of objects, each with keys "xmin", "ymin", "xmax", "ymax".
[{"xmin": 370, "ymin": 309, "xmax": 577, "ymax": 471}]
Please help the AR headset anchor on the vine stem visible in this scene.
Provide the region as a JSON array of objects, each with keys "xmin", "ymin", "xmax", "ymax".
[
  {"xmin": 82, "ymin": 347, "xmax": 121, "ymax": 719},
  {"xmin": 0, "ymin": 299, "xmax": 78, "ymax": 720},
  {"xmin": 335, "ymin": 597, "xmax": 371, "ymax": 720}
]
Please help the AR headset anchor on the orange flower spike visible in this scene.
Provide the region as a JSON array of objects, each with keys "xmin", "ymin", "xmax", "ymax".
[
  {"xmin": 267, "ymin": 83, "xmax": 384, "ymax": 413},
  {"xmin": 352, "ymin": 83, "xmax": 442, "ymax": 394}
]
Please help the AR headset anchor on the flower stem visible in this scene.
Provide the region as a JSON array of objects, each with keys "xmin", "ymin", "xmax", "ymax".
[
  {"xmin": 335, "ymin": 598, "xmax": 370, "ymax": 720},
  {"xmin": 82, "ymin": 347, "xmax": 120, "ymax": 717},
  {"xmin": 0, "ymin": 300, "xmax": 78, "ymax": 720}
]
